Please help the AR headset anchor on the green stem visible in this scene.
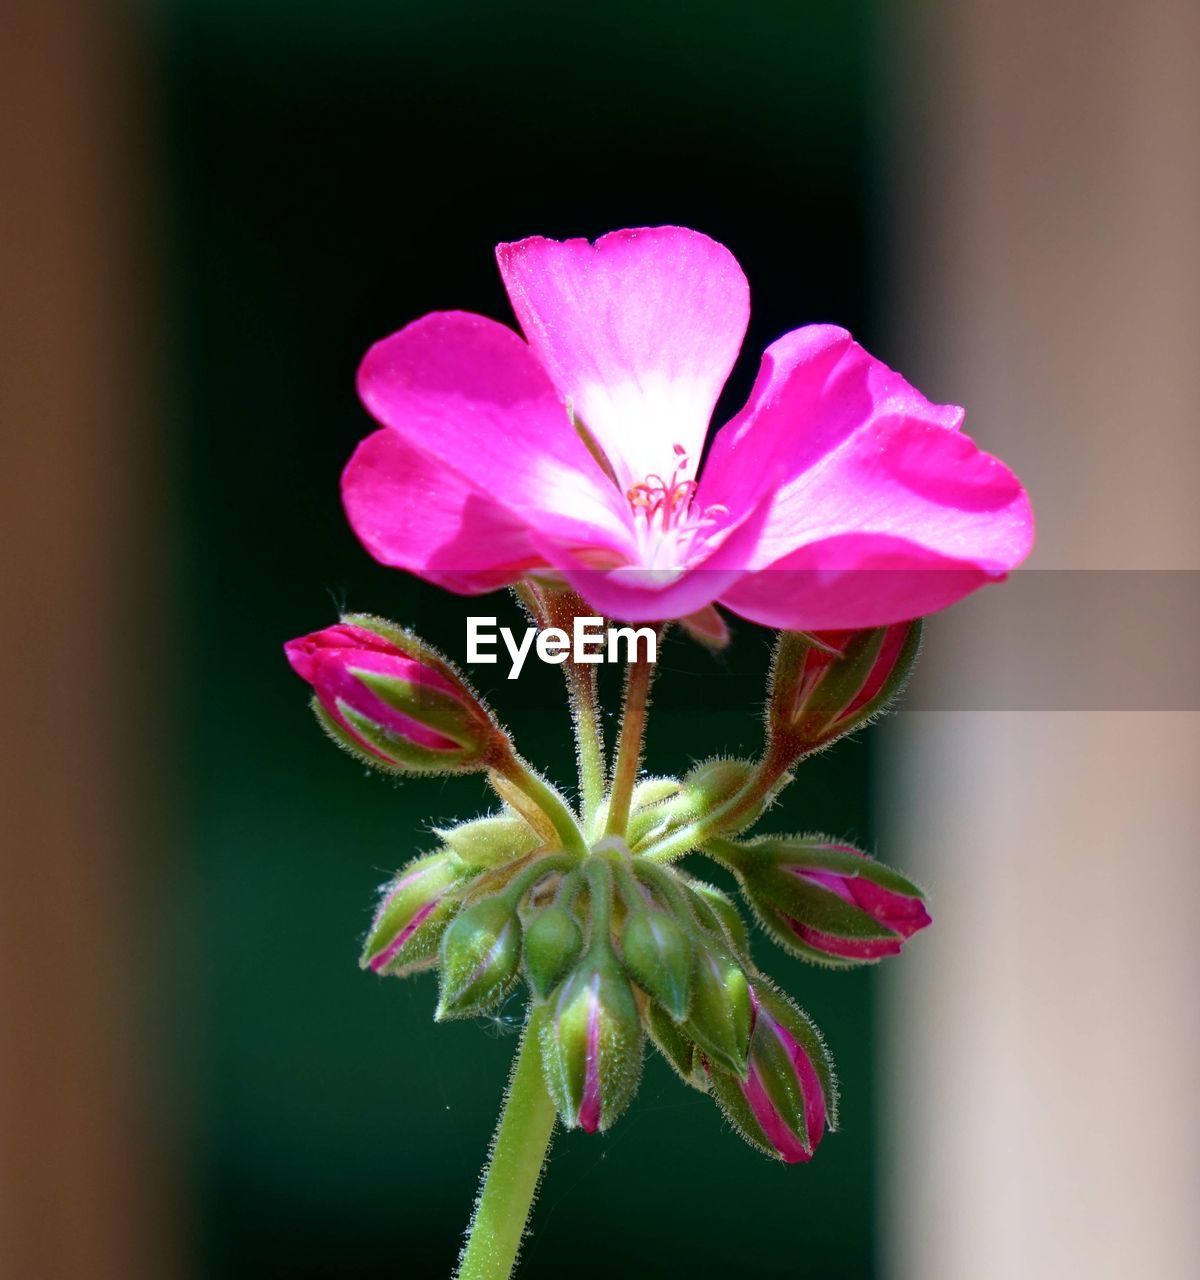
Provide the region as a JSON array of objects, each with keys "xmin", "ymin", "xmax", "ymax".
[
  {"xmin": 518, "ymin": 584, "xmax": 608, "ymax": 836},
  {"xmin": 638, "ymin": 746, "xmax": 793, "ymax": 863},
  {"xmin": 605, "ymin": 650, "xmax": 656, "ymax": 838},
  {"xmin": 457, "ymin": 1020, "xmax": 557, "ymax": 1280},
  {"xmin": 565, "ymin": 660, "xmax": 606, "ymax": 835},
  {"xmin": 490, "ymin": 749, "xmax": 588, "ymax": 858}
]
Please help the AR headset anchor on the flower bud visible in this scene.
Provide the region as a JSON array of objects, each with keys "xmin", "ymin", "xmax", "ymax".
[
  {"xmin": 683, "ymin": 935, "xmax": 753, "ymax": 1076},
  {"xmin": 719, "ymin": 836, "xmax": 931, "ymax": 965},
  {"xmin": 629, "ymin": 759, "xmax": 756, "ymax": 849},
  {"xmin": 534, "ymin": 955, "xmax": 644, "ymax": 1133},
  {"xmin": 706, "ymin": 984, "xmax": 836, "ymax": 1164},
  {"xmin": 436, "ymin": 894, "xmax": 522, "ymax": 1019},
  {"xmin": 643, "ymin": 1000, "xmax": 706, "ymax": 1090},
  {"xmin": 360, "ymin": 850, "xmax": 474, "ymax": 977},
  {"xmin": 683, "ymin": 878, "xmax": 752, "ymax": 957},
  {"xmin": 522, "ymin": 902, "xmax": 584, "ymax": 1000},
  {"xmin": 768, "ymin": 622, "xmax": 921, "ymax": 756},
  {"xmin": 604, "ymin": 776, "xmax": 682, "ymax": 847},
  {"xmin": 285, "ymin": 617, "xmax": 496, "ymax": 773},
  {"xmin": 618, "ymin": 906, "xmax": 693, "ymax": 1020},
  {"xmin": 435, "ymin": 810, "xmax": 543, "ymax": 869}
]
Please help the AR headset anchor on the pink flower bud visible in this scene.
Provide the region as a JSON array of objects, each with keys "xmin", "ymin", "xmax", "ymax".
[
  {"xmin": 534, "ymin": 957, "xmax": 643, "ymax": 1134},
  {"xmin": 706, "ymin": 985, "xmax": 836, "ymax": 1164},
  {"xmin": 715, "ymin": 836, "xmax": 932, "ymax": 966},
  {"xmin": 786, "ymin": 859, "xmax": 931, "ymax": 961},
  {"xmin": 769, "ymin": 621, "xmax": 921, "ymax": 756},
  {"xmin": 361, "ymin": 850, "xmax": 474, "ymax": 977},
  {"xmin": 284, "ymin": 618, "xmax": 494, "ymax": 771}
]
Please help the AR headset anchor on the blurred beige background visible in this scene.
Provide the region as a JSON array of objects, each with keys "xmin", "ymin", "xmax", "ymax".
[{"xmin": 881, "ymin": 2, "xmax": 1200, "ymax": 1278}]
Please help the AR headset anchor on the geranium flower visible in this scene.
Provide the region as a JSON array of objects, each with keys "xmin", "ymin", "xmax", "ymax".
[{"xmin": 343, "ymin": 227, "xmax": 1032, "ymax": 628}]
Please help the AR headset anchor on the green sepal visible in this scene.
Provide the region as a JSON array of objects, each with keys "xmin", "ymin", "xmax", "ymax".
[
  {"xmin": 643, "ymin": 1000, "xmax": 707, "ymax": 1091},
  {"xmin": 338, "ymin": 702, "xmax": 475, "ymax": 773},
  {"xmin": 746, "ymin": 836, "xmax": 927, "ymax": 898},
  {"xmin": 748, "ymin": 869, "xmax": 896, "ymax": 941},
  {"xmin": 684, "ymin": 878, "xmax": 752, "ymax": 958},
  {"xmin": 435, "ymin": 894, "xmax": 522, "ymax": 1020},
  {"xmin": 360, "ymin": 850, "xmax": 474, "ymax": 977},
  {"xmin": 706, "ymin": 1060, "xmax": 776, "ymax": 1158},
  {"xmin": 435, "ymin": 810, "xmax": 544, "ymax": 869},
  {"xmin": 354, "ymin": 670, "xmax": 489, "ymax": 752},
  {"xmin": 833, "ymin": 619, "xmax": 922, "ymax": 739},
  {"xmin": 312, "ymin": 698, "xmax": 415, "ymax": 776}
]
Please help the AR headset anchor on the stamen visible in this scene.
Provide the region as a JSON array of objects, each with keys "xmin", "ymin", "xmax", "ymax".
[
  {"xmin": 624, "ymin": 444, "xmax": 731, "ymax": 567},
  {"xmin": 626, "ymin": 447, "xmax": 698, "ymax": 530}
]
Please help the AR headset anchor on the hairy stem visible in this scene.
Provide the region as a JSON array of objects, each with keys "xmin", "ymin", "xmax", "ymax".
[
  {"xmin": 457, "ymin": 1020, "xmax": 557, "ymax": 1280},
  {"xmin": 565, "ymin": 660, "xmax": 606, "ymax": 835},
  {"xmin": 515, "ymin": 584, "xmax": 608, "ymax": 836},
  {"xmin": 605, "ymin": 650, "xmax": 656, "ymax": 839},
  {"xmin": 489, "ymin": 748, "xmax": 588, "ymax": 858},
  {"xmin": 638, "ymin": 745, "xmax": 794, "ymax": 863}
]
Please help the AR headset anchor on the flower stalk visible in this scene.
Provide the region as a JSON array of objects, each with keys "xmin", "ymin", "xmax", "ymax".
[
  {"xmin": 456, "ymin": 1020, "xmax": 557, "ymax": 1280},
  {"xmin": 605, "ymin": 642, "xmax": 657, "ymax": 838},
  {"xmin": 487, "ymin": 745, "xmax": 588, "ymax": 858}
]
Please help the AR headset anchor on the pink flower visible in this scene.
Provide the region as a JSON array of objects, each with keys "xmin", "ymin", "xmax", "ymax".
[{"xmin": 344, "ymin": 227, "xmax": 1033, "ymax": 628}]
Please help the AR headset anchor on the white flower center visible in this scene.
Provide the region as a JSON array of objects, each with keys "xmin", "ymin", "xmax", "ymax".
[{"xmin": 624, "ymin": 445, "xmax": 729, "ymax": 572}]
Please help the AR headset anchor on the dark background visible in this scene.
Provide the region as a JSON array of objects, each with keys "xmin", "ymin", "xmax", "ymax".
[{"xmin": 161, "ymin": 2, "xmax": 885, "ymax": 1275}]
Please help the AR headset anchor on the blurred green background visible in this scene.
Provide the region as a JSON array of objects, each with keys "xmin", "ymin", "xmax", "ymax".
[{"xmin": 163, "ymin": 2, "xmax": 882, "ymax": 1275}]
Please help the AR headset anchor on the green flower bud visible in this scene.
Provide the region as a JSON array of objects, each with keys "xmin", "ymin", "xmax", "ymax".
[
  {"xmin": 630, "ymin": 758, "xmax": 756, "ymax": 849},
  {"xmin": 643, "ymin": 1000, "xmax": 707, "ymax": 1090},
  {"xmin": 768, "ymin": 623, "xmax": 921, "ymax": 758},
  {"xmin": 285, "ymin": 617, "xmax": 501, "ymax": 775},
  {"xmin": 683, "ymin": 935, "xmax": 753, "ymax": 1077},
  {"xmin": 618, "ymin": 907, "xmax": 693, "ymax": 1020},
  {"xmin": 361, "ymin": 850, "xmax": 474, "ymax": 977},
  {"xmin": 435, "ymin": 810, "xmax": 543, "ymax": 869},
  {"xmin": 685, "ymin": 878, "xmax": 752, "ymax": 957},
  {"xmin": 523, "ymin": 903, "xmax": 584, "ymax": 1000},
  {"xmin": 436, "ymin": 894, "xmax": 522, "ymax": 1020},
  {"xmin": 608, "ymin": 776, "xmax": 683, "ymax": 847}
]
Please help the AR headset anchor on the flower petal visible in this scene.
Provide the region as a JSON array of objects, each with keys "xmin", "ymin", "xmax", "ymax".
[
  {"xmin": 698, "ymin": 324, "xmax": 965, "ymax": 521},
  {"xmin": 703, "ymin": 330, "xmax": 1030, "ymax": 629},
  {"xmin": 496, "ymin": 227, "xmax": 749, "ymax": 491},
  {"xmin": 356, "ymin": 311, "xmax": 633, "ymax": 562},
  {"xmin": 722, "ymin": 535, "xmax": 1012, "ymax": 630},
  {"xmin": 342, "ymin": 428, "xmax": 543, "ymax": 594}
]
